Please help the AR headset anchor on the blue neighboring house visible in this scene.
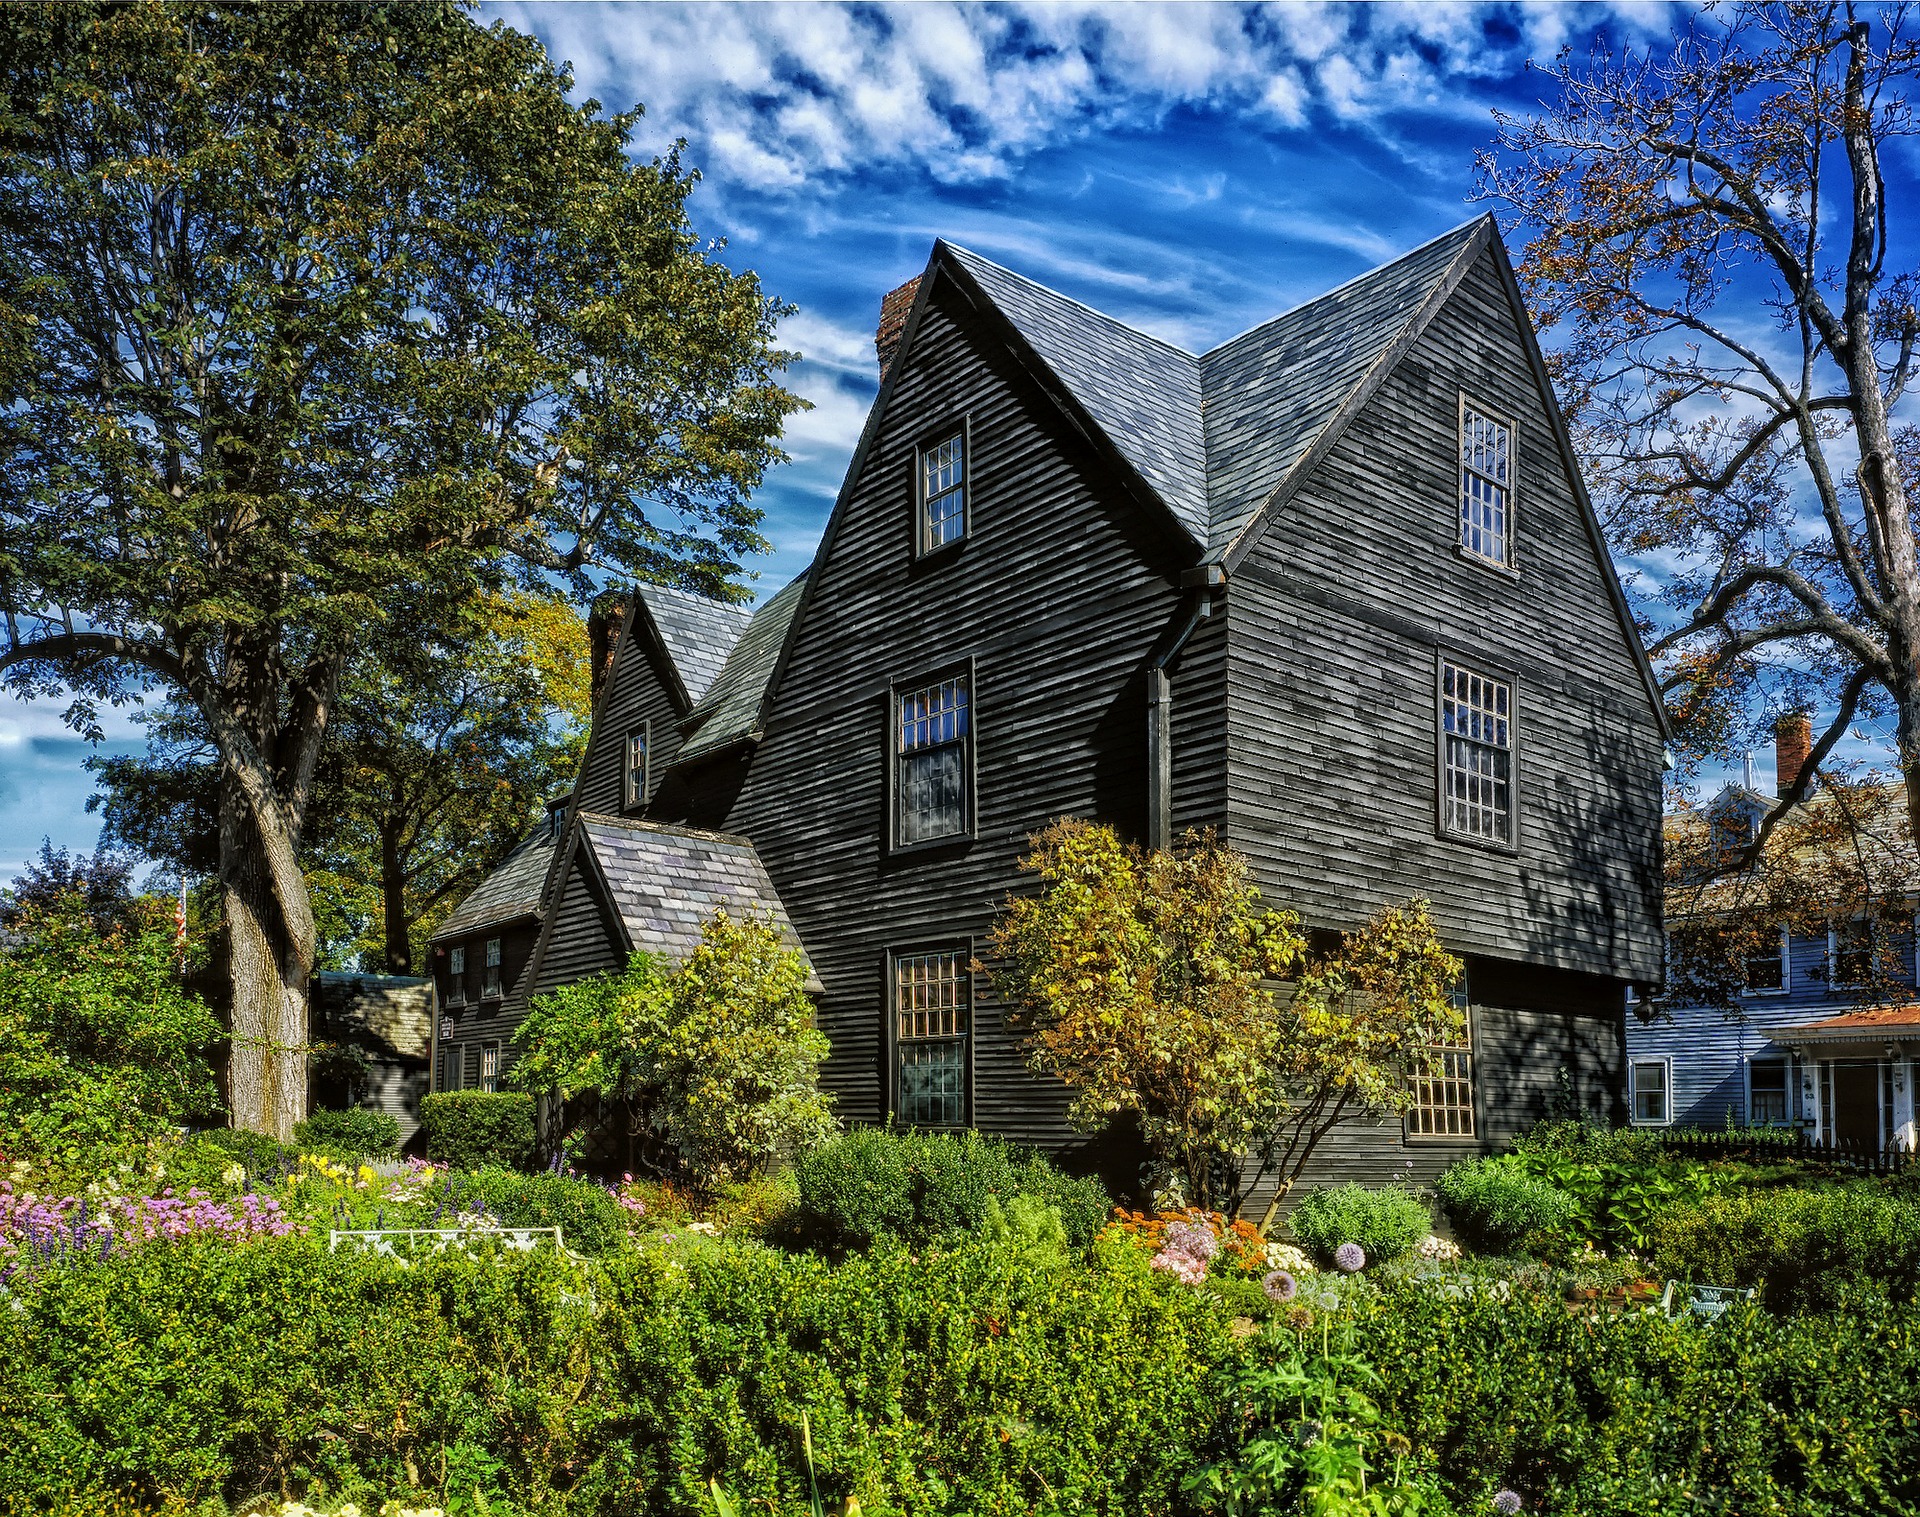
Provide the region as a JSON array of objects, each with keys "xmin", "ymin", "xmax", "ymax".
[{"xmin": 1627, "ymin": 729, "xmax": 1918, "ymax": 1153}]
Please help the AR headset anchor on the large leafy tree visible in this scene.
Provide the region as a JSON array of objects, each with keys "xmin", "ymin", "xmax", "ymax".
[
  {"xmin": 983, "ymin": 820, "xmax": 1461, "ymax": 1223},
  {"xmin": 0, "ymin": 4, "xmax": 801, "ymax": 1136},
  {"xmin": 1479, "ymin": 6, "xmax": 1920, "ymax": 854}
]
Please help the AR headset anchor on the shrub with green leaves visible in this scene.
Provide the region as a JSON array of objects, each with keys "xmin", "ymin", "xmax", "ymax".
[
  {"xmin": 0, "ymin": 892, "xmax": 222, "ymax": 1157},
  {"xmin": 471, "ymin": 1167, "xmax": 628, "ymax": 1255},
  {"xmin": 1647, "ymin": 1182, "xmax": 1920, "ymax": 1309},
  {"xmin": 513, "ymin": 911, "xmax": 835, "ymax": 1190},
  {"xmin": 419, "ymin": 1091, "xmax": 537, "ymax": 1172},
  {"xmin": 293, "ymin": 1108, "xmax": 402, "ymax": 1160},
  {"xmin": 1288, "ymin": 1183, "xmax": 1430, "ymax": 1266},
  {"xmin": 794, "ymin": 1127, "xmax": 1111, "ymax": 1252},
  {"xmin": 1435, "ymin": 1156, "xmax": 1580, "ymax": 1255}
]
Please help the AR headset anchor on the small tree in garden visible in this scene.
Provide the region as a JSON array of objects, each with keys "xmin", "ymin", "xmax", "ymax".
[
  {"xmin": 0, "ymin": 890, "xmax": 223, "ymax": 1157},
  {"xmin": 512, "ymin": 911, "xmax": 834, "ymax": 1189},
  {"xmin": 985, "ymin": 820, "xmax": 1462, "ymax": 1227},
  {"xmin": 1250, "ymin": 901, "xmax": 1463, "ymax": 1234},
  {"xmin": 984, "ymin": 820, "xmax": 1307, "ymax": 1210}
]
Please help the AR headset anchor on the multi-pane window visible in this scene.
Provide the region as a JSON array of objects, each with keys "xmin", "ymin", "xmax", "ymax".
[
  {"xmin": 445, "ymin": 945, "xmax": 466, "ymax": 1006},
  {"xmin": 1408, "ymin": 1034, "xmax": 1476, "ymax": 1139},
  {"xmin": 896, "ymin": 949, "xmax": 968, "ymax": 1126},
  {"xmin": 1459, "ymin": 401, "xmax": 1512, "ymax": 567},
  {"xmin": 1749, "ymin": 1060, "xmax": 1789, "ymax": 1126},
  {"xmin": 1743, "ymin": 927, "xmax": 1787, "ymax": 994},
  {"xmin": 480, "ymin": 1043, "xmax": 501, "ymax": 1094},
  {"xmin": 919, "ymin": 432, "xmax": 967, "ymax": 553},
  {"xmin": 896, "ymin": 675, "xmax": 971, "ymax": 845},
  {"xmin": 482, "ymin": 936, "xmax": 503, "ymax": 999},
  {"xmin": 1441, "ymin": 662, "xmax": 1512, "ymax": 843},
  {"xmin": 1830, "ymin": 917, "xmax": 1877, "ymax": 987},
  {"xmin": 624, "ymin": 726, "xmax": 649, "ymax": 811},
  {"xmin": 1630, "ymin": 1058, "xmax": 1671, "ymax": 1125}
]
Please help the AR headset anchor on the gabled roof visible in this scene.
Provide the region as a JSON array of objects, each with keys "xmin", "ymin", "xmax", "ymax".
[
  {"xmin": 639, "ymin": 585, "xmax": 754, "ymax": 707},
  {"xmin": 432, "ymin": 823, "xmax": 559, "ymax": 941},
  {"xmin": 673, "ymin": 569, "xmax": 810, "ymax": 766},
  {"xmin": 573, "ymin": 812, "xmax": 814, "ymax": 981}
]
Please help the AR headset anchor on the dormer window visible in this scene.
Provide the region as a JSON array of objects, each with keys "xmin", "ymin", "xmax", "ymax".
[
  {"xmin": 1458, "ymin": 398, "xmax": 1513, "ymax": 569},
  {"xmin": 917, "ymin": 428, "xmax": 967, "ymax": 555}
]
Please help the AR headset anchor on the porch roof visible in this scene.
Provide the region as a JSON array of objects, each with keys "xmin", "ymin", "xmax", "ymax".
[{"xmin": 1771, "ymin": 1004, "xmax": 1920, "ymax": 1046}]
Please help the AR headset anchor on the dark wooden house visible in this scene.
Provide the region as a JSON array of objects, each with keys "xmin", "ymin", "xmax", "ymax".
[{"xmin": 454, "ymin": 216, "xmax": 1667, "ymax": 1201}]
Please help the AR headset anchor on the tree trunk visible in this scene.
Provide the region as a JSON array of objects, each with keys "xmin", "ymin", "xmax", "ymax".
[
  {"xmin": 220, "ymin": 767, "xmax": 313, "ymax": 1141},
  {"xmin": 381, "ymin": 821, "xmax": 410, "ymax": 974}
]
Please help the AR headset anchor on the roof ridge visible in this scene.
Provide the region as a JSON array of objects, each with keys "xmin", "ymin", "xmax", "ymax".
[
  {"xmin": 1199, "ymin": 214, "xmax": 1490, "ymax": 361},
  {"xmin": 642, "ymin": 582, "xmax": 755, "ymax": 617},
  {"xmin": 938, "ymin": 241, "xmax": 1200, "ymax": 362},
  {"xmin": 575, "ymin": 809, "xmax": 759, "ymax": 850}
]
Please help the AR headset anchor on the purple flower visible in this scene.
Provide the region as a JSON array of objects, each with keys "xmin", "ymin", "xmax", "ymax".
[
  {"xmin": 1262, "ymin": 1269, "xmax": 1298, "ymax": 1302},
  {"xmin": 1493, "ymin": 1491, "xmax": 1523, "ymax": 1515},
  {"xmin": 1334, "ymin": 1242, "xmax": 1366, "ymax": 1273}
]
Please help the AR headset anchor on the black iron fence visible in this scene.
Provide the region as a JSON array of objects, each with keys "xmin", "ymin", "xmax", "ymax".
[{"xmin": 1657, "ymin": 1126, "xmax": 1916, "ymax": 1175}]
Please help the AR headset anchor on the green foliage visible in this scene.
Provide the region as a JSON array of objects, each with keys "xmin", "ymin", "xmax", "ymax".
[
  {"xmin": 1506, "ymin": 1122, "xmax": 1730, "ymax": 1255},
  {"xmin": 0, "ymin": 1232, "xmax": 1227, "ymax": 1514},
  {"xmin": 294, "ymin": 1109, "xmax": 402, "ymax": 1161},
  {"xmin": 465, "ymin": 1168, "xmax": 629, "ymax": 1256},
  {"xmin": 1185, "ymin": 1343, "xmax": 1453, "ymax": 1517},
  {"xmin": 1289, "ymin": 1185, "xmax": 1430, "ymax": 1268},
  {"xmin": 1434, "ymin": 1157, "xmax": 1581, "ymax": 1256},
  {"xmin": 981, "ymin": 1194, "xmax": 1070, "ymax": 1269},
  {"xmin": 0, "ymin": 892, "xmax": 222, "ymax": 1158},
  {"xmin": 1647, "ymin": 1183, "xmax": 1920, "ymax": 1310},
  {"xmin": 513, "ymin": 913, "xmax": 835, "ymax": 1190},
  {"xmin": 1346, "ymin": 1281, "xmax": 1920, "ymax": 1515},
  {"xmin": 793, "ymin": 1127, "xmax": 1110, "ymax": 1252},
  {"xmin": 419, "ymin": 1092, "xmax": 537, "ymax": 1173}
]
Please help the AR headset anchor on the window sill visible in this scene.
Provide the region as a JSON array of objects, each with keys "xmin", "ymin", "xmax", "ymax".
[
  {"xmin": 1454, "ymin": 544, "xmax": 1520, "ymax": 580},
  {"xmin": 1435, "ymin": 823, "xmax": 1519, "ymax": 858},
  {"xmin": 1404, "ymin": 1133, "xmax": 1479, "ymax": 1146},
  {"xmin": 910, "ymin": 534, "xmax": 969, "ymax": 570},
  {"xmin": 1628, "ymin": 1117, "xmax": 1674, "ymax": 1129},
  {"xmin": 1739, "ymin": 988, "xmax": 1790, "ymax": 999},
  {"xmin": 886, "ymin": 831, "xmax": 975, "ymax": 862}
]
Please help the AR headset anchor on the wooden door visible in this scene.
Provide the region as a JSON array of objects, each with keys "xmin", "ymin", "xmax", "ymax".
[{"xmin": 1831, "ymin": 1059, "xmax": 1881, "ymax": 1148}]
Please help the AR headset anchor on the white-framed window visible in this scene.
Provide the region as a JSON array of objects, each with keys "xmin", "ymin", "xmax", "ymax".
[
  {"xmin": 482, "ymin": 936, "xmax": 503, "ymax": 1000},
  {"xmin": 624, "ymin": 725, "xmax": 649, "ymax": 811},
  {"xmin": 1630, "ymin": 1057, "xmax": 1673, "ymax": 1125},
  {"xmin": 480, "ymin": 1042, "xmax": 501, "ymax": 1094},
  {"xmin": 1407, "ymin": 1011, "xmax": 1476, "ymax": 1140},
  {"xmin": 1829, "ymin": 917, "xmax": 1876, "ymax": 988},
  {"xmin": 1748, "ymin": 1059, "xmax": 1789, "ymax": 1126},
  {"xmin": 445, "ymin": 945, "xmax": 467, "ymax": 1006},
  {"xmin": 1440, "ymin": 661, "xmax": 1513, "ymax": 845},
  {"xmin": 1458, "ymin": 397, "xmax": 1513, "ymax": 568},
  {"xmin": 1741, "ymin": 925, "xmax": 1789, "ymax": 995},
  {"xmin": 894, "ymin": 672, "xmax": 972, "ymax": 846},
  {"xmin": 894, "ymin": 948, "xmax": 969, "ymax": 1126},
  {"xmin": 918, "ymin": 429, "xmax": 967, "ymax": 555}
]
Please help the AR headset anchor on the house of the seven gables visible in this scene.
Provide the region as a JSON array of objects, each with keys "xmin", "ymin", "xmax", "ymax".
[
  {"xmin": 1626, "ymin": 716, "xmax": 1920, "ymax": 1154},
  {"xmin": 428, "ymin": 214, "xmax": 1666, "ymax": 1207}
]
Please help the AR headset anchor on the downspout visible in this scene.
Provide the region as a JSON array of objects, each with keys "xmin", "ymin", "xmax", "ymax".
[{"xmin": 1147, "ymin": 571, "xmax": 1224, "ymax": 849}]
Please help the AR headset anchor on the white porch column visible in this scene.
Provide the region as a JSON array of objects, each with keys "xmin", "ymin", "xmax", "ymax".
[
  {"xmin": 1894, "ymin": 1053, "xmax": 1917, "ymax": 1153},
  {"xmin": 1800, "ymin": 1059, "xmax": 1824, "ymax": 1144}
]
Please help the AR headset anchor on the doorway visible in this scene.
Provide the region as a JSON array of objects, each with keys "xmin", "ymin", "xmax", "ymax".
[{"xmin": 1830, "ymin": 1059, "xmax": 1881, "ymax": 1148}]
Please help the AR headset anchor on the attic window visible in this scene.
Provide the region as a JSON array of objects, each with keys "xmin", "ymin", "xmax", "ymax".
[
  {"xmin": 1458, "ymin": 399, "xmax": 1513, "ymax": 568},
  {"xmin": 624, "ymin": 725, "xmax": 649, "ymax": 811},
  {"xmin": 918, "ymin": 429, "xmax": 967, "ymax": 555}
]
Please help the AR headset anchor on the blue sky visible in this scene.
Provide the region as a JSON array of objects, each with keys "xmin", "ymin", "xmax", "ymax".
[{"xmin": 0, "ymin": 0, "xmax": 1813, "ymax": 878}]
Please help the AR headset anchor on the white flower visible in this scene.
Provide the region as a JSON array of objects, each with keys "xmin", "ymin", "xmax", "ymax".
[
  {"xmin": 222, "ymin": 1164, "xmax": 247, "ymax": 1187},
  {"xmin": 686, "ymin": 1221, "xmax": 719, "ymax": 1236},
  {"xmin": 1263, "ymin": 1242, "xmax": 1316, "ymax": 1274},
  {"xmin": 1415, "ymin": 1234, "xmax": 1463, "ymax": 1262}
]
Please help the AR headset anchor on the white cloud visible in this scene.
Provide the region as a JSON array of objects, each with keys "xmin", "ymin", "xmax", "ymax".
[{"xmin": 488, "ymin": 2, "xmax": 1693, "ymax": 196}]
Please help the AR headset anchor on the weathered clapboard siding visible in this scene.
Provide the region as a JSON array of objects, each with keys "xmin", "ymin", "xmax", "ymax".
[
  {"xmin": 1224, "ymin": 247, "xmax": 1663, "ymax": 986},
  {"xmin": 731, "ymin": 269, "xmax": 1223, "ymax": 1138},
  {"xmin": 572, "ymin": 617, "xmax": 688, "ymax": 821},
  {"xmin": 523, "ymin": 850, "xmax": 624, "ymax": 1008}
]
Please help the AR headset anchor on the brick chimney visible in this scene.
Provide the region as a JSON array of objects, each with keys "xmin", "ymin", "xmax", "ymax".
[
  {"xmin": 587, "ymin": 597, "xmax": 627, "ymax": 712},
  {"xmin": 875, "ymin": 275, "xmax": 921, "ymax": 381},
  {"xmin": 1775, "ymin": 710, "xmax": 1813, "ymax": 797}
]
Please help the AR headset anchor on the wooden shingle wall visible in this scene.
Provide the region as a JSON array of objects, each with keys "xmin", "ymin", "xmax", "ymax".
[
  {"xmin": 732, "ymin": 272, "xmax": 1224, "ymax": 1150},
  {"xmin": 1224, "ymin": 247, "xmax": 1663, "ymax": 986}
]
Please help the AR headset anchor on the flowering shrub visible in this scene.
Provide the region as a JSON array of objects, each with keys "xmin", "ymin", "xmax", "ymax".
[
  {"xmin": 1151, "ymin": 1219, "xmax": 1220, "ymax": 1284},
  {"xmin": 0, "ymin": 1177, "xmax": 294, "ymax": 1278},
  {"xmin": 1108, "ymin": 1208, "xmax": 1267, "ymax": 1272}
]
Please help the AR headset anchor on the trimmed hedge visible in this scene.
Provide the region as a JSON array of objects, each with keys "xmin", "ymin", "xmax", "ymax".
[
  {"xmin": 418, "ymin": 1091, "xmax": 536, "ymax": 1172},
  {"xmin": 1343, "ymin": 1280, "xmax": 1920, "ymax": 1514},
  {"xmin": 792, "ymin": 1127, "xmax": 1109, "ymax": 1251},
  {"xmin": 0, "ymin": 1234, "xmax": 1226, "ymax": 1513},
  {"xmin": 293, "ymin": 1107, "xmax": 402, "ymax": 1160},
  {"xmin": 1646, "ymin": 1182, "xmax": 1920, "ymax": 1309},
  {"xmin": 1435, "ymin": 1156, "xmax": 1581, "ymax": 1255},
  {"xmin": 1288, "ymin": 1183, "xmax": 1429, "ymax": 1266},
  {"xmin": 470, "ymin": 1167, "xmax": 628, "ymax": 1256}
]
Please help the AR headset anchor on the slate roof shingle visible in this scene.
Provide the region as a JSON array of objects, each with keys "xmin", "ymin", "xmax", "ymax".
[
  {"xmin": 939, "ymin": 218, "xmax": 1489, "ymax": 558},
  {"xmin": 641, "ymin": 585, "xmax": 754, "ymax": 706},
  {"xmin": 576, "ymin": 812, "xmax": 815, "ymax": 983},
  {"xmin": 674, "ymin": 569, "xmax": 810, "ymax": 765},
  {"xmin": 432, "ymin": 825, "xmax": 558, "ymax": 941}
]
